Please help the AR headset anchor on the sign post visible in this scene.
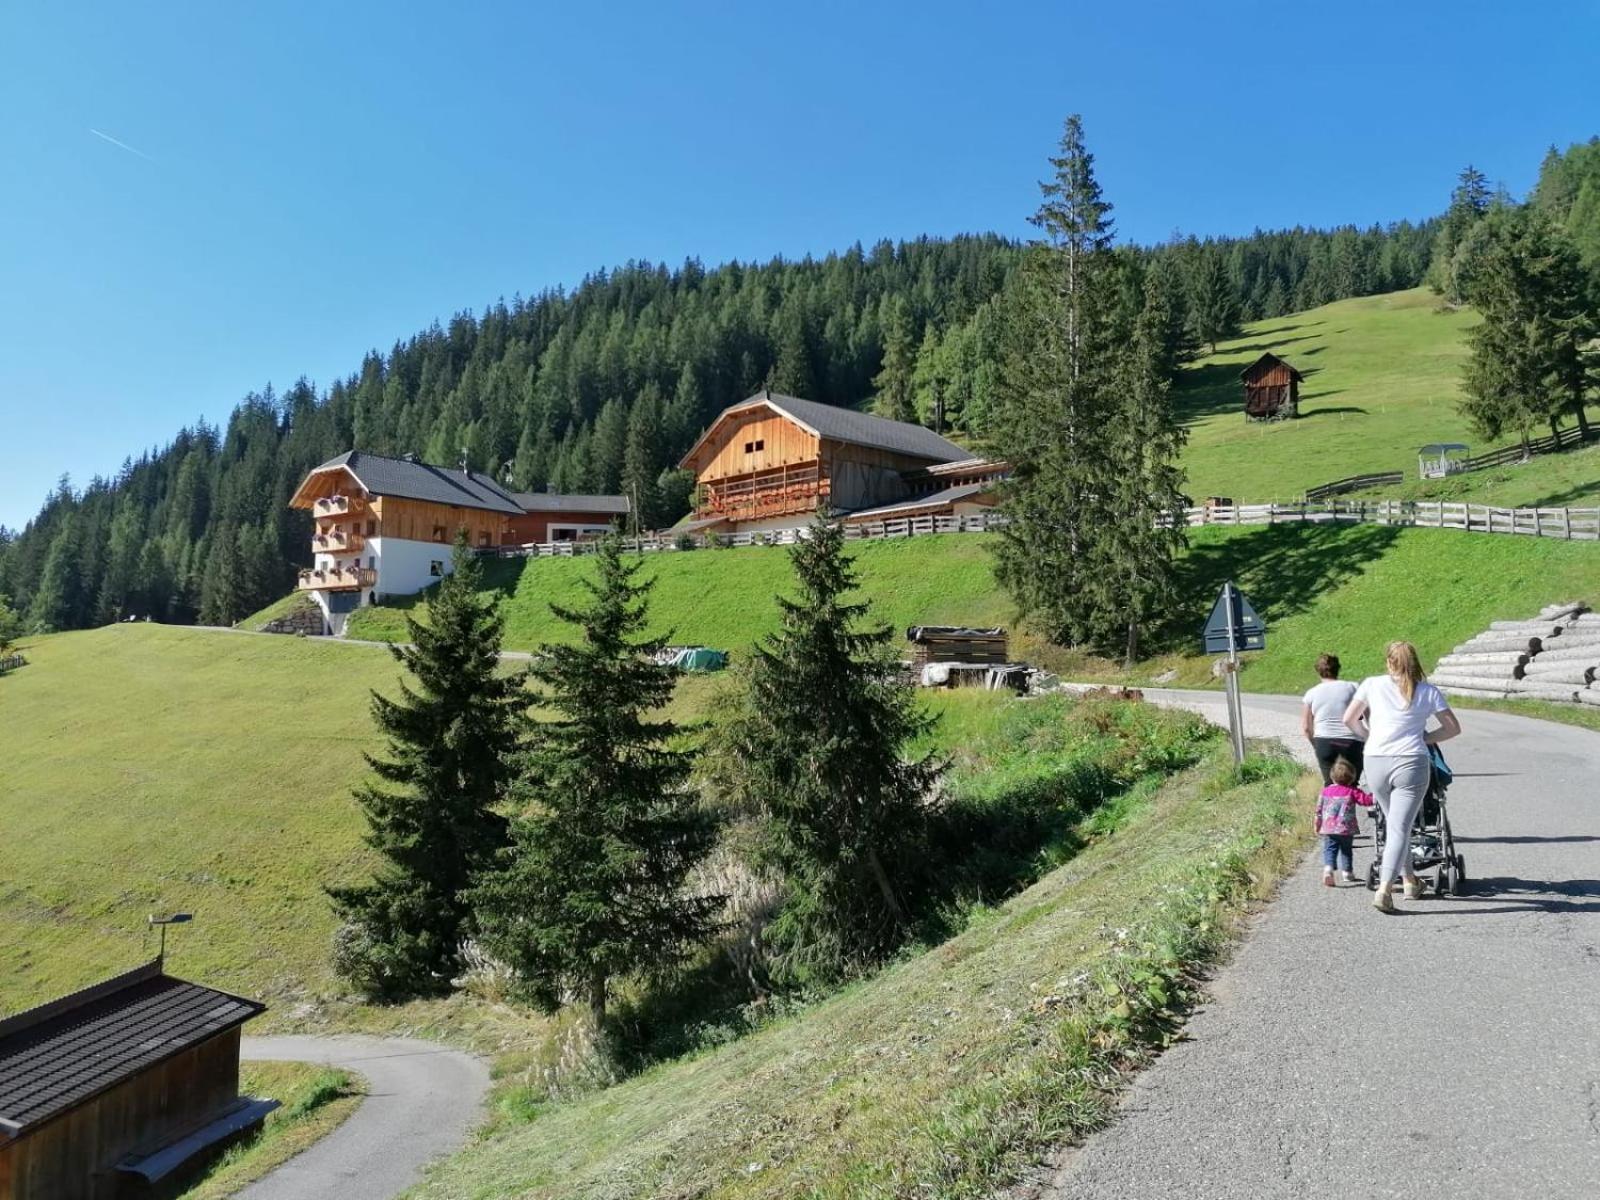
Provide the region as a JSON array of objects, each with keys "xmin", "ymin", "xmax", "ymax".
[{"xmin": 1202, "ymin": 581, "xmax": 1266, "ymax": 766}]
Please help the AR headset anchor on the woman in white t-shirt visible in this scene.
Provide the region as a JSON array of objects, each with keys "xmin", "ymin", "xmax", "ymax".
[
  {"xmin": 1301, "ymin": 652, "xmax": 1361, "ymax": 785},
  {"xmin": 1342, "ymin": 641, "xmax": 1462, "ymax": 913}
]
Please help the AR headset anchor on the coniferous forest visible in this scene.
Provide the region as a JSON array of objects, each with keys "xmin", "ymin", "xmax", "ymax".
[{"xmin": 0, "ymin": 217, "xmax": 1444, "ymax": 633}]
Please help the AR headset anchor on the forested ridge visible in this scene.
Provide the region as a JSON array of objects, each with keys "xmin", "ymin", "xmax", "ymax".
[{"xmin": 3, "ymin": 219, "xmax": 1438, "ymax": 633}]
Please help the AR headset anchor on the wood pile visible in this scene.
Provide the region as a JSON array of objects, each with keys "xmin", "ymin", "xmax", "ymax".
[
  {"xmin": 1432, "ymin": 602, "xmax": 1600, "ymax": 706},
  {"xmin": 905, "ymin": 626, "xmax": 1009, "ymax": 669}
]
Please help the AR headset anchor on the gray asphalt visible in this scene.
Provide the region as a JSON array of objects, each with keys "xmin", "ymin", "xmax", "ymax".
[
  {"xmin": 238, "ymin": 1035, "xmax": 489, "ymax": 1200},
  {"xmin": 1040, "ymin": 691, "xmax": 1600, "ymax": 1200}
]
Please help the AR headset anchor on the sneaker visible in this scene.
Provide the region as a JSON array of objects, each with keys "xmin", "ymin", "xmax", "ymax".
[
  {"xmin": 1341, "ymin": 872, "xmax": 1358, "ymax": 885},
  {"xmin": 1322, "ymin": 869, "xmax": 1335, "ymax": 888},
  {"xmin": 1403, "ymin": 878, "xmax": 1425, "ymax": 900},
  {"xmin": 1372, "ymin": 886, "xmax": 1395, "ymax": 913}
]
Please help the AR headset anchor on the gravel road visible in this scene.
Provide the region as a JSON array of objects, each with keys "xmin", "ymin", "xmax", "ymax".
[
  {"xmin": 237, "ymin": 1035, "xmax": 489, "ymax": 1200},
  {"xmin": 1041, "ymin": 691, "xmax": 1600, "ymax": 1199}
]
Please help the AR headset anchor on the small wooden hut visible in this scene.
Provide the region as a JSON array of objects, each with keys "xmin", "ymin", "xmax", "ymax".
[
  {"xmin": 1240, "ymin": 353, "xmax": 1303, "ymax": 421},
  {"xmin": 0, "ymin": 961, "xmax": 272, "ymax": 1199}
]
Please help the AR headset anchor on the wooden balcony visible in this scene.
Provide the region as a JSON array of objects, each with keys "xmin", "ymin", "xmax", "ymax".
[
  {"xmin": 313, "ymin": 494, "xmax": 366, "ymax": 519},
  {"xmin": 298, "ymin": 566, "xmax": 376, "ymax": 592},
  {"xmin": 701, "ymin": 463, "xmax": 827, "ymax": 522},
  {"xmin": 312, "ymin": 529, "xmax": 364, "ymax": 554}
]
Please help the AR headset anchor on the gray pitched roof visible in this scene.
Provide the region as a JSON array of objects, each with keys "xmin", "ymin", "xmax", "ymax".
[
  {"xmin": 510, "ymin": 492, "xmax": 631, "ymax": 515},
  {"xmin": 0, "ymin": 961, "xmax": 264, "ymax": 1140},
  {"xmin": 309, "ymin": 451, "xmax": 525, "ymax": 516},
  {"xmin": 688, "ymin": 392, "xmax": 971, "ymax": 467}
]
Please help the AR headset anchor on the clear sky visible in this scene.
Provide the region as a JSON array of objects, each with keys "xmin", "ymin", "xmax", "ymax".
[{"xmin": 3, "ymin": 0, "xmax": 1598, "ymax": 527}]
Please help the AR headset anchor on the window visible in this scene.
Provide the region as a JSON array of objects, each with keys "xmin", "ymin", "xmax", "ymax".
[
  {"xmin": 754, "ymin": 438, "xmax": 765, "ymax": 451},
  {"xmin": 366, "ymin": 519, "xmax": 376, "ymax": 536},
  {"xmin": 743, "ymin": 438, "xmax": 766, "ymax": 454},
  {"xmin": 429, "ymin": 560, "xmax": 445, "ymax": 577},
  {"xmin": 479, "ymin": 530, "xmax": 492, "ymax": 547},
  {"xmin": 367, "ymin": 556, "xmax": 375, "ymax": 569},
  {"xmin": 432, "ymin": 525, "xmax": 447, "ymax": 543}
]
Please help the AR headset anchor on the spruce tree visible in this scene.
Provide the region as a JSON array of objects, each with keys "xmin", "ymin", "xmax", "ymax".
[
  {"xmin": 621, "ymin": 388, "xmax": 665, "ymax": 531},
  {"xmin": 1106, "ymin": 273, "xmax": 1190, "ymax": 664},
  {"xmin": 1189, "ymin": 252, "xmax": 1239, "ymax": 352},
  {"xmin": 872, "ymin": 295, "xmax": 917, "ymax": 422},
  {"xmin": 470, "ymin": 537, "xmax": 718, "ymax": 1025},
  {"xmin": 988, "ymin": 114, "xmax": 1128, "ymax": 648},
  {"xmin": 721, "ymin": 516, "xmax": 940, "ymax": 983},
  {"xmin": 329, "ymin": 535, "xmax": 522, "ymax": 997},
  {"xmin": 0, "ymin": 593, "xmax": 22, "ymax": 654}
]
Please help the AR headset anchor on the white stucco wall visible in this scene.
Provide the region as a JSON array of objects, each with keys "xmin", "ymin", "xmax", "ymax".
[{"xmin": 370, "ymin": 536, "xmax": 453, "ymax": 600}]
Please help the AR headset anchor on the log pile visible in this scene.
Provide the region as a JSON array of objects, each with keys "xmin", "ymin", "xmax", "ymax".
[
  {"xmin": 1432, "ymin": 602, "xmax": 1600, "ymax": 706},
  {"xmin": 905, "ymin": 626, "xmax": 1010, "ymax": 669}
]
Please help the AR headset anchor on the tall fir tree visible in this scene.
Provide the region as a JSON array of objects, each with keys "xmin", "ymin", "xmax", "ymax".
[
  {"xmin": 1460, "ymin": 209, "xmax": 1598, "ymax": 452},
  {"xmin": 329, "ymin": 535, "xmax": 523, "ymax": 997},
  {"xmin": 620, "ymin": 386, "xmax": 666, "ymax": 532},
  {"xmin": 470, "ymin": 537, "xmax": 718, "ymax": 1025},
  {"xmin": 1105, "ymin": 273, "xmax": 1190, "ymax": 663},
  {"xmin": 719, "ymin": 516, "xmax": 940, "ymax": 984},
  {"xmin": 1188, "ymin": 252, "xmax": 1240, "ymax": 352},
  {"xmin": 872, "ymin": 295, "xmax": 917, "ymax": 422},
  {"xmin": 988, "ymin": 114, "xmax": 1129, "ymax": 648}
]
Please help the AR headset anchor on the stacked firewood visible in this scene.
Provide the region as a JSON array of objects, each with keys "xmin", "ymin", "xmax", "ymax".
[{"xmin": 1431, "ymin": 602, "xmax": 1600, "ymax": 706}]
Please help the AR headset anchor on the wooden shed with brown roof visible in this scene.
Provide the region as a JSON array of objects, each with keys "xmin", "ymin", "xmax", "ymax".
[
  {"xmin": 1240, "ymin": 353, "xmax": 1303, "ymax": 421},
  {"xmin": 0, "ymin": 961, "xmax": 272, "ymax": 1199}
]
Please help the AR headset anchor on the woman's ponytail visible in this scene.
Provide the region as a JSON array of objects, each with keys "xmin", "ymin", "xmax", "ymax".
[{"xmin": 1386, "ymin": 640, "xmax": 1424, "ymax": 707}]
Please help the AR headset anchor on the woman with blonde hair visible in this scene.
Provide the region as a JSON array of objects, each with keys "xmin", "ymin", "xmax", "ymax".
[{"xmin": 1342, "ymin": 641, "xmax": 1462, "ymax": 913}]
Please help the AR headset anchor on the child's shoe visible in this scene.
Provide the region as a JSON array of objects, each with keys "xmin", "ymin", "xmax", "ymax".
[
  {"xmin": 1322, "ymin": 868, "xmax": 1335, "ymax": 887},
  {"xmin": 1403, "ymin": 877, "xmax": 1425, "ymax": 900},
  {"xmin": 1372, "ymin": 885, "xmax": 1395, "ymax": 913},
  {"xmin": 1341, "ymin": 872, "xmax": 1358, "ymax": 885}
]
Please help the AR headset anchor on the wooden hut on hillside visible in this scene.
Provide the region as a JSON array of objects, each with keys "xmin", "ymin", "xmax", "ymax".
[{"xmin": 1240, "ymin": 353, "xmax": 1303, "ymax": 421}]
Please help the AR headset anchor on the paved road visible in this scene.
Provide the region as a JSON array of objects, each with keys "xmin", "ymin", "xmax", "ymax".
[
  {"xmin": 1041, "ymin": 691, "xmax": 1600, "ymax": 1200},
  {"xmin": 238, "ymin": 1035, "xmax": 489, "ymax": 1200}
]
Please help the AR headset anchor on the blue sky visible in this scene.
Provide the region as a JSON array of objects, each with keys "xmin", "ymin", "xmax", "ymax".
[{"xmin": 3, "ymin": 0, "xmax": 1598, "ymax": 526}]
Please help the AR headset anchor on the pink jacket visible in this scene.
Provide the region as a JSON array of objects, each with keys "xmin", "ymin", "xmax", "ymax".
[{"xmin": 1316, "ymin": 784, "xmax": 1373, "ymax": 836}]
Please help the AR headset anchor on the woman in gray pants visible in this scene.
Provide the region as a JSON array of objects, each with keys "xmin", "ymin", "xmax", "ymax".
[{"xmin": 1342, "ymin": 641, "xmax": 1462, "ymax": 913}]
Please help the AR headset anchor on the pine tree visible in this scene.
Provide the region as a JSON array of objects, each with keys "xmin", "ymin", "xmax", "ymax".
[
  {"xmin": 719, "ymin": 516, "xmax": 940, "ymax": 984},
  {"xmin": 1188, "ymin": 253, "xmax": 1239, "ymax": 352},
  {"xmin": 1459, "ymin": 209, "xmax": 1595, "ymax": 452},
  {"xmin": 329, "ymin": 536, "xmax": 523, "ymax": 997},
  {"xmin": 0, "ymin": 593, "xmax": 22, "ymax": 654},
  {"xmin": 621, "ymin": 386, "xmax": 665, "ymax": 531},
  {"xmin": 470, "ymin": 537, "xmax": 718, "ymax": 1025},
  {"xmin": 872, "ymin": 295, "xmax": 917, "ymax": 422},
  {"xmin": 28, "ymin": 513, "xmax": 85, "ymax": 633},
  {"xmin": 988, "ymin": 114, "xmax": 1129, "ymax": 648},
  {"xmin": 1105, "ymin": 273, "xmax": 1190, "ymax": 663}
]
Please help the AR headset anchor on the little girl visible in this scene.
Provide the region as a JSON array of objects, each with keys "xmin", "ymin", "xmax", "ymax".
[{"xmin": 1317, "ymin": 757, "xmax": 1373, "ymax": 886}]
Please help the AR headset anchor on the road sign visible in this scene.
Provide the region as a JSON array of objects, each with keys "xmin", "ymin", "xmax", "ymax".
[
  {"xmin": 1202, "ymin": 581, "xmax": 1263, "ymax": 766},
  {"xmin": 1202, "ymin": 583, "xmax": 1266, "ymax": 654}
]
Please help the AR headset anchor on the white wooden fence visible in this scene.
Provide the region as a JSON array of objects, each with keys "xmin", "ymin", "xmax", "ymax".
[{"xmin": 478, "ymin": 499, "xmax": 1600, "ymax": 560}]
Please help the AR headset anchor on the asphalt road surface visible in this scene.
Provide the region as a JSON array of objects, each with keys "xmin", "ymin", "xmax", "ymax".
[
  {"xmin": 237, "ymin": 1035, "xmax": 489, "ymax": 1200},
  {"xmin": 1041, "ymin": 691, "xmax": 1600, "ymax": 1200}
]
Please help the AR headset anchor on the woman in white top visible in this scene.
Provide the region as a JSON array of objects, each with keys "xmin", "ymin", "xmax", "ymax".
[
  {"xmin": 1342, "ymin": 641, "xmax": 1462, "ymax": 913},
  {"xmin": 1301, "ymin": 652, "xmax": 1361, "ymax": 785}
]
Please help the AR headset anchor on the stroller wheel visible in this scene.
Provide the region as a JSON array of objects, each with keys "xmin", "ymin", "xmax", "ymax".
[
  {"xmin": 1434, "ymin": 867, "xmax": 1448, "ymax": 897},
  {"xmin": 1450, "ymin": 855, "xmax": 1466, "ymax": 896}
]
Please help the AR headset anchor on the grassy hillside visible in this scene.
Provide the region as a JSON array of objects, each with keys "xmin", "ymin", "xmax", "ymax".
[
  {"xmin": 1178, "ymin": 288, "xmax": 1600, "ymax": 506},
  {"xmin": 410, "ymin": 745, "xmax": 1305, "ymax": 1200},
  {"xmin": 343, "ymin": 534, "xmax": 1010, "ymax": 652},
  {"xmin": 0, "ymin": 626, "xmax": 401, "ymax": 1010},
  {"xmin": 340, "ymin": 526, "xmax": 1597, "ymax": 694}
]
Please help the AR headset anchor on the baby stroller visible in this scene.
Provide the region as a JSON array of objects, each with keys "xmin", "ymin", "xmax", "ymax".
[{"xmin": 1365, "ymin": 745, "xmax": 1466, "ymax": 896}]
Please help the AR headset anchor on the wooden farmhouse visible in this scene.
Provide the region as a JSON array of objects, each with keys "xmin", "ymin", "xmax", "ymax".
[
  {"xmin": 678, "ymin": 390, "xmax": 1003, "ymax": 534},
  {"xmin": 1240, "ymin": 353, "xmax": 1303, "ymax": 421},
  {"xmin": 289, "ymin": 451, "xmax": 627, "ymax": 632},
  {"xmin": 0, "ymin": 961, "xmax": 271, "ymax": 1199}
]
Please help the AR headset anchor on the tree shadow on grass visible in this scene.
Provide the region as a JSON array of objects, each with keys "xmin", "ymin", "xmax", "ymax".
[
  {"xmin": 1148, "ymin": 522, "xmax": 1406, "ymax": 654},
  {"xmin": 1526, "ymin": 482, "xmax": 1600, "ymax": 507},
  {"xmin": 1174, "ymin": 361, "xmax": 1247, "ymax": 424},
  {"xmin": 1298, "ymin": 403, "xmax": 1364, "ymax": 417}
]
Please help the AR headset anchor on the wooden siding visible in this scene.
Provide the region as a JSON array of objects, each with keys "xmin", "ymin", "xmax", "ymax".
[
  {"xmin": 1242, "ymin": 359, "xmax": 1297, "ymax": 387},
  {"xmin": 693, "ymin": 411, "xmax": 820, "ymax": 483},
  {"xmin": 0, "ymin": 1029, "xmax": 241, "ymax": 1200},
  {"xmin": 290, "ymin": 465, "xmax": 363, "ymax": 508},
  {"xmin": 370, "ymin": 497, "xmax": 508, "ymax": 547},
  {"xmin": 504, "ymin": 510, "xmax": 622, "ymax": 544}
]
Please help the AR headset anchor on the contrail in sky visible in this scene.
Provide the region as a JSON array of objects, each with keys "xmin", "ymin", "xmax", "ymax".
[{"xmin": 89, "ymin": 127, "xmax": 155, "ymax": 162}]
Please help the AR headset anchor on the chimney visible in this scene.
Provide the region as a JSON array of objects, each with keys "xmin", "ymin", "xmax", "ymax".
[{"xmin": 459, "ymin": 448, "xmax": 470, "ymax": 476}]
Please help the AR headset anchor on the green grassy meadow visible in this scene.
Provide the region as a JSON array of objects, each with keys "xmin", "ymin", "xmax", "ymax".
[
  {"xmin": 342, "ymin": 533, "xmax": 1010, "ymax": 652},
  {"xmin": 1177, "ymin": 288, "xmax": 1600, "ymax": 506}
]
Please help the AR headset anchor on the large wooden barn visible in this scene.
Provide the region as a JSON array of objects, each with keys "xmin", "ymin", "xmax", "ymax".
[
  {"xmin": 0, "ymin": 961, "xmax": 272, "ymax": 1200},
  {"xmin": 1240, "ymin": 353, "xmax": 1303, "ymax": 421},
  {"xmin": 678, "ymin": 390, "xmax": 1001, "ymax": 533}
]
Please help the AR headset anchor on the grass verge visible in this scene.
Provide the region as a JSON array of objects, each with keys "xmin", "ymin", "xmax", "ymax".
[
  {"xmin": 410, "ymin": 745, "xmax": 1309, "ymax": 1200},
  {"xmin": 177, "ymin": 1062, "xmax": 362, "ymax": 1199}
]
